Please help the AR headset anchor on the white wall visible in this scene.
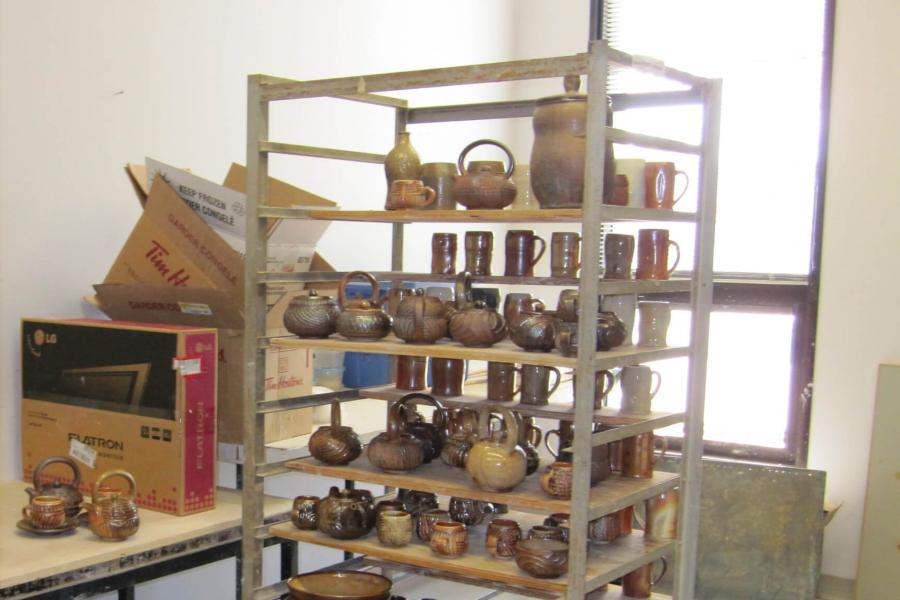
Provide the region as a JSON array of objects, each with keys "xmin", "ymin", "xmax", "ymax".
[{"xmin": 807, "ymin": 0, "xmax": 900, "ymax": 581}]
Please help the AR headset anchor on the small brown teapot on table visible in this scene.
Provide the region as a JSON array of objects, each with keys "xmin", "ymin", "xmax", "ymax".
[
  {"xmin": 392, "ymin": 289, "xmax": 447, "ymax": 344},
  {"xmin": 26, "ymin": 456, "xmax": 83, "ymax": 519},
  {"xmin": 335, "ymin": 271, "xmax": 391, "ymax": 341},
  {"xmin": 447, "ymin": 272, "xmax": 506, "ymax": 347},
  {"xmin": 316, "ymin": 486, "xmax": 375, "ymax": 540},
  {"xmin": 309, "ymin": 402, "xmax": 361, "ymax": 465},
  {"xmin": 282, "ymin": 290, "xmax": 340, "ymax": 338},
  {"xmin": 465, "ymin": 407, "xmax": 527, "ymax": 492},
  {"xmin": 395, "ymin": 393, "xmax": 447, "ymax": 463},
  {"xmin": 453, "ymin": 139, "xmax": 518, "ymax": 209},
  {"xmin": 367, "ymin": 402, "xmax": 425, "ymax": 472},
  {"xmin": 86, "ymin": 469, "xmax": 140, "ymax": 541}
]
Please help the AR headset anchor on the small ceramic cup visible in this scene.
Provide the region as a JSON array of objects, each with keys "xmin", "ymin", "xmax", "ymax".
[
  {"xmin": 22, "ymin": 495, "xmax": 67, "ymax": 529},
  {"xmin": 485, "ymin": 518, "xmax": 521, "ymax": 559},
  {"xmin": 377, "ymin": 509, "xmax": 413, "ymax": 547},
  {"xmin": 416, "ymin": 508, "xmax": 451, "ymax": 542},
  {"xmin": 430, "ymin": 521, "xmax": 468, "ymax": 558},
  {"xmin": 539, "ymin": 461, "xmax": 574, "ymax": 498},
  {"xmin": 527, "ymin": 525, "xmax": 567, "ymax": 542}
]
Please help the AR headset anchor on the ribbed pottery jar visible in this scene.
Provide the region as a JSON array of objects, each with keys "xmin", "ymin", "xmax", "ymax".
[{"xmin": 282, "ymin": 290, "xmax": 339, "ymax": 338}]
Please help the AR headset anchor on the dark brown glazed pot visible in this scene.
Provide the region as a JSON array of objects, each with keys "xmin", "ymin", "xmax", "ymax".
[
  {"xmin": 395, "ymin": 393, "xmax": 447, "ymax": 462},
  {"xmin": 554, "ymin": 312, "xmax": 627, "ymax": 357},
  {"xmin": 430, "ymin": 357, "xmax": 465, "ymax": 396},
  {"xmin": 440, "ymin": 434, "xmax": 473, "ymax": 468},
  {"xmin": 283, "ymin": 290, "xmax": 340, "ymax": 338},
  {"xmin": 366, "ymin": 403, "xmax": 425, "ymax": 472},
  {"xmin": 316, "ymin": 487, "xmax": 375, "ymax": 540},
  {"xmin": 291, "ymin": 496, "xmax": 320, "ymax": 530},
  {"xmin": 26, "ymin": 456, "xmax": 83, "ymax": 518},
  {"xmin": 287, "ymin": 570, "xmax": 392, "ymax": 600},
  {"xmin": 514, "ymin": 413, "xmax": 542, "ymax": 475},
  {"xmin": 397, "ymin": 489, "xmax": 439, "ymax": 517},
  {"xmin": 485, "ymin": 518, "xmax": 521, "ymax": 559},
  {"xmin": 509, "ymin": 307, "xmax": 559, "ymax": 352},
  {"xmin": 395, "ymin": 355, "xmax": 427, "ymax": 391},
  {"xmin": 527, "ymin": 525, "xmax": 567, "ymax": 542},
  {"xmin": 416, "ymin": 508, "xmax": 451, "ymax": 542},
  {"xmin": 449, "ymin": 300, "xmax": 506, "ymax": 347},
  {"xmin": 336, "ymin": 271, "xmax": 391, "ymax": 341},
  {"xmin": 392, "ymin": 289, "xmax": 448, "ymax": 344},
  {"xmin": 515, "ymin": 539, "xmax": 569, "ymax": 578},
  {"xmin": 309, "ymin": 402, "xmax": 362, "ymax": 465},
  {"xmin": 448, "ymin": 497, "xmax": 493, "ymax": 526},
  {"xmin": 453, "ymin": 139, "xmax": 517, "ymax": 209}
]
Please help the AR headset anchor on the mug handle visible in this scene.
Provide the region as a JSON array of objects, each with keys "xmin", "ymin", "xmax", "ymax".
[
  {"xmin": 653, "ymin": 556, "xmax": 669, "ymax": 585},
  {"xmin": 666, "ymin": 240, "xmax": 681, "ymax": 275},
  {"xmin": 673, "ymin": 171, "xmax": 690, "ymax": 205},
  {"xmin": 22, "ymin": 506, "xmax": 32, "ymax": 520},
  {"xmin": 547, "ymin": 367, "xmax": 562, "ymax": 396},
  {"xmin": 513, "ymin": 366, "xmax": 523, "ymax": 396},
  {"xmin": 649, "ymin": 371, "xmax": 662, "ymax": 400},
  {"xmin": 420, "ymin": 186, "xmax": 437, "ymax": 208},
  {"xmin": 531, "ymin": 235, "xmax": 547, "ymax": 267},
  {"xmin": 544, "ymin": 429, "xmax": 560, "ymax": 458},
  {"xmin": 652, "ymin": 436, "xmax": 669, "ymax": 464}
]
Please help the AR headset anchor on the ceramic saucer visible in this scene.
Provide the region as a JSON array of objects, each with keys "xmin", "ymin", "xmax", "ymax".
[{"xmin": 16, "ymin": 518, "xmax": 79, "ymax": 536}]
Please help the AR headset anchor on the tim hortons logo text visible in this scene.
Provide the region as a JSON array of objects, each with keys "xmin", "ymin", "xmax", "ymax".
[
  {"xmin": 68, "ymin": 433, "xmax": 124, "ymax": 451},
  {"xmin": 145, "ymin": 241, "xmax": 191, "ymax": 286}
]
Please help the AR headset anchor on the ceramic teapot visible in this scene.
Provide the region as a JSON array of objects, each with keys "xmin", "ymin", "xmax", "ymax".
[
  {"xmin": 465, "ymin": 408, "xmax": 527, "ymax": 492},
  {"xmin": 392, "ymin": 289, "xmax": 448, "ymax": 344},
  {"xmin": 452, "ymin": 139, "xmax": 517, "ymax": 209},
  {"xmin": 316, "ymin": 486, "xmax": 375, "ymax": 540},
  {"xmin": 336, "ymin": 271, "xmax": 391, "ymax": 341},
  {"xmin": 26, "ymin": 456, "xmax": 83, "ymax": 518},
  {"xmin": 448, "ymin": 272, "xmax": 506, "ymax": 347},
  {"xmin": 367, "ymin": 402, "xmax": 425, "ymax": 472},
  {"xmin": 309, "ymin": 402, "xmax": 362, "ymax": 465},
  {"xmin": 86, "ymin": 470, "xmax": 140, "ymax": 541},
  {"xmin": 554, "ymin": 312, "xmax": 627, "ymax": 357},
  {"xmin": 508, "ymin": 300, "xmax": 558, "ymax": 353},
  {"xmin": 283, "ymin": 290, "xmax": 340, "ymax": 338},
  {"xmin": 395, "ymin": 393, "xmax": 447, "ymax": 463}
]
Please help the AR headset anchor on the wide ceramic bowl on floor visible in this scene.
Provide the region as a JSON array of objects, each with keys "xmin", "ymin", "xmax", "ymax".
[{"xmin": 287, "ymin": 571, "xmax": 392, "ymax": 600}]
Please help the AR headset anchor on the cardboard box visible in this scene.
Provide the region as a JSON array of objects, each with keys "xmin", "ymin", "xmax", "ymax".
[
  {"xmin": 21, "ymin": 318, "xmax": 217, "ymax": 515},
  {"xmin": 96, "ymin": 164, "xmax": 336, "ymax": 443}
]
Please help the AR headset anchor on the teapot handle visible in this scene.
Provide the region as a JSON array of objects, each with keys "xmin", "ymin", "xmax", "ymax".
[
  {"xmin": 397, "ymin": 392, "xmax": 447, "ymax": 433},
  {"xmin": 32, "ymin": 455, "xmax": 82, "ymax": 491},
  {"xmin": 330, "ymin": 401, "xmax": 342, "ymax": 429},
  {"xmin": 93, "ymin": 469, "xmax": 137, "ymax": 502},
  {"xmin": 496, "ymin": 407, "xmax": 519, "ymax": 454},
  {"xmin": 386, "ymin": 402, "xmax": 406, "ymax": 441},
  {"xmin": 544, "ymin": 429, "xmax": 560, "ymax": 458},
  {"xmin": 338, "ymin": 271, "xmax": 381, "ymax": 310},
  {"xmin": 454, "ymin": 272, "xmax": 473, "ymax": 310},
  {"xmin": 457, "ymin": 139, "xmax": 516, "ymax": 180}
]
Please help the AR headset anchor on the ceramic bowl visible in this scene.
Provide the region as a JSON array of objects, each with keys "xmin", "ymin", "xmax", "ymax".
[{"xmin": 287, "ymin": 571, "xmax": 392, "ymax": 600}]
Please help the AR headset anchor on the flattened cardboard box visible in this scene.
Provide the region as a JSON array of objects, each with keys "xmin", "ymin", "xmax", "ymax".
[
  {"xmin": 97, "ymin": 167, "xmax": 331, "ymax": 442},
  {"xmin": 21, "ymin": 318, "xmax": 217, "ymax": 515}
]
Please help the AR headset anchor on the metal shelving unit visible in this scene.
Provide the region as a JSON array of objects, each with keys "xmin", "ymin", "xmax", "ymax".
[{"xmin": 242, "ymin": 41, "xmax": 720, "ymax": 599}]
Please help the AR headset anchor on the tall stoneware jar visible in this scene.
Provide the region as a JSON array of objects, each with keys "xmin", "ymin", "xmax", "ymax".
[{"xmin": 385, "ymin": 131, "xmax": 421, "ymax": 199}]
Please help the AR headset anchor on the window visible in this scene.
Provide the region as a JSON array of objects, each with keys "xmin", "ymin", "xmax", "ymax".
[{"xmin": 601, "ymin": 0, "xmax": 833, "ymax": 464}]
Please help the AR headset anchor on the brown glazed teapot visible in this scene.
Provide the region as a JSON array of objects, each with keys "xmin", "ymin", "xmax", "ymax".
[
  {"xmin": 509, "ymin": 301, "xmax": 559, "ymax": 353},
  {"xmin": 465, "ymin": 408, "xmax": 527, "ymax": 492},
  {"xmin": 516, "ymin": 413, "xmax": 543, "ymax": 476},
  {"xmin": 392, "ymin": 289, "xmax": 448, "ymax": 344},
  {"xmin": 26, "ymin": 456, "xmax": 83, "ymax": 518},
  {"xmin": 309, "ymin": 402, "xmax": 362, "ymax": 465},
  {"xmin": 367, "ymin": 402, "xmax": 425, "ymax": 472},
  {"xmin": 453, "ymin": 139, "xmax": 517, "ymax": 209},
  {"xmin": 448, "ymin": 272, "xmax": 506, "ymax": 347},
  {"xmin": 395, "ymin": 393, "xmax": 447, "ymax": 463},
  {"xmin": 86, "ymin": 470, "xmax": 140, "ymax": 541},
  {"xmin": 336, "ymin": 271, "xmax": 391, "ymax": 341},
  {"xmin": 316, "ymin": 486, "xmax": 375, "ymax": 540},
  {"xmin": 283, "ymin": 290, "xmax": 340, "ymax": 338}
]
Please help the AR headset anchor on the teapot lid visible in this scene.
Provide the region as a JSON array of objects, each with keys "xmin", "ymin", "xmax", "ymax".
[
  {"xmin": 397, "ymin": 289, "xmax": 445, "ymax": 317},
  {"xmin": 293, "ymin": 289, "xmax": 333, "ymax": 304}
]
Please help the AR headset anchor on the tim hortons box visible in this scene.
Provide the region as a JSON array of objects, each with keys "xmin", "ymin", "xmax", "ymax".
[{"xmin": 21, "ymin": 318, "xmax": 217, "ymax": 515}]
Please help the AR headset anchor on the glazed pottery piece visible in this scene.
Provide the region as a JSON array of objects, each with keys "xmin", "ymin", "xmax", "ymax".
[
  {"xmin": 619, "ymin": 365, "xmax": 662, "ymax": 415},
  {"xmin": 637, "ymin": 301, "xmax": 671, "ymax": 347},
  {"xmin": 504, "ymin": 230, "xmax": 546, "ymax": 277},
  {"xmin": 376, "ymin": 510, "xmax": 412, "ymax": 547},
  {"xmin": 22, "ymin": 495, "xmax": 67, "ymax": 530},
  {"xmin": 26, "ymin": 456, "xmax": 83, "ymax": 518},
  {"xmin": 291, "ymin": 496, "xmax": 320, "ymax": 530},
  {"xmin": 545, "ymin": 421, "xmax": 610, "ymax": 485},
  {"xmin": 517, "ymin": 414, "xmax": 543, "ymax": 475},
  {"xmin": 519, "ymin": 365, "xmax": 561, "ymax": 406},
  {"xmin": 448, "ymin": 497, "xmax": 492, "ymax": 527},
  {"xmin": 539, "ymin": 461, "xmax": 574, "ymax": 498},
  {"xmin": 644, "ymin": 162, "xmax": 689, "ymax": 209},
  {"xmin": 395, "ymin": 355, "xmax": 427, "ymax": 391},
  {"xmin": 645, "ymin": 488, "xmax": 679, "ymax": 539},
  {"xmin": 416, "ymin": 508, "xmax": 451, "ymax": 542},
  {"xmin": 636, "ymin": 229, "xmax": 681, "ymax": 280},
  {"xmin": 420, "ymin": 162, "xmax": 459, "ymax": 210},
  {"xmin": 571, "ymin": 369, "xmax": 616, "ymax": 409},
  {"xmin": 511, "ymin": 164, "xmax": 537, "ymax": 209},
  {"xmin": 509, "ymin": 307, "xmax": 558, "ymax": 353},
  {"xmin": 503, "ymin": 293, "xmax": 539, "ymax": 325},
  {"xmin": 287, "ymin": 570, "xmax": 392, "ymax": 600},
  {"xmin": 621, "ymin": 433, "xmax": 668, "ymax": 479},
  {"xmin": 600, "ymin": 293, "xmax": 637, "ymax": 346},
  {"xmin": 384, "ymin": 132, "xmax": 420, "ymax": 195},
  {"xmin": 515, "ymin": 539, "xmax": 569, "ymax": 578},
  {"xmin": 588, "ymin": 512, "xmax": 621, "ymax": 544},
  {"xmin": 431, "ymin": 233, "xmax": 457, "ymax": 275},
  {"xmin": 86, "ymin": 470, "xmax": 140, "ymax": 541},
  {"xmin": 366, "ymin": 403, "xmax": 425, "ymax": 472},
  {"xmin": 283, "ymin": 290, "xmax": 340, "ymax": 338},
  {"xmin": 550, "ymin": 232, "xmax": 581, "ymax": 278},
  {"xmin": 16, "ymin": 515, "xmax": 78, "ymax": 536},
  {"xmin": 429, "ymin": 521, "xmax": 468, "ymax": 557},
  {"xmin": 622, "ymin": 560, "xmax": 668, "ymax": 598},
  {"xmin": 385, "ymin": 179, "xmax": 436, "ymax": 210},
  {"xmin": 336, "ymin": 271, "xmax": 391, "ymax": 341},
  {"xmin": 392, "ymin": 289, "xmax": 448, "ymax": 344},
  {"xmin": 453, "ymin": 139, "xmax": 517, "ymax": 209},
  {"xmin": 397, "ymin": 489, "xmax": 438, "ymax": 517},
  {"xmin": 543, "ymin": 513, "xmax": 571, "ymax": 542},
  {"xmin": 555, "ymin": 289, "xmax": 580, "ymax": 323},
  {"xmin": 448, "ymin": 273, "xmax": 506, "ymax": 347},
  {"xmin": 486, "ymin": 361, "xmax": 521, "ymax": 403},
  {"xmin": 430, "ymin": 358, "xmax": 464, "ymax": 397},
  {"xmin": 615, "ymin": 158, "xmax": 647, "ymax": 208},
  {"xmin": 316, "ymin": 487, "xmax": 375, "ymax": 540},
  {"xmin": 395, "ymin": 393, "xmax": 447, "ymax": 462},
  {"xmin": 554, "ymin": 313, "xmax": 627, "ymax": 357},
  {"xmin": 527, "ymin": 525, "xmax": 567, "ymax": 542},
  {"xmin": 375, "ymin": 499, "xmax": 405, "ymax": 516},
  {"xmin": 309, "ymin": 402, "xmax": 361, "ymax": 465},
  {"xmin": 463, "ymin": 231, "xmax": 493, "ymax": 276},
  {"xmin": 465, "ymin": 408, "xmax": 527, "ymax": 492},
  {"xmin": 485, "ymin": 518, "xmax": 521, "ymax": 559},
  {"xmin": 603, "ymin": 233, "xmax": 636, "ymax": 280}
]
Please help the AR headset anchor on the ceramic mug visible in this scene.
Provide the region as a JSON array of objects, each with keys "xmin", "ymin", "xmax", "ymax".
[
  {"xmin": 377, "ymin": 509, "xmax": 413, "ymax": 547},
  {"xmin": 644, "ymin": 162, "xmax": 689, "ymax": 210},
  {"xmin": 416, "ymin": 508, "xmax": 451, "ymax": 542},
  {"xmin": 486, "ymin": 361, "xmax": 521, "ymax": 402},
  {"xmin": 527, "ymin": 525, "xmax": 567, "ymax": 542},
  {"xmin": 619, "ymin": 365, "xmax": 662, "ymax": 415},
  {"xmin": 431, "ymin": 358, "xmax": 464, "ymax": 397},
  {"xmin": 429, "ymin": 521, "xmax": 468, "ymax": 557},
  {"xmin": 503, "ymin": 293, "xmax": 540, "ymax": 324},
  {"xmin": 464, "ymin": 231, "xmax": 493, "ymax": 276},
  {"xmin": 396, "ymin": 355, "xmax": 427, "ymax": 391},
  {"xmin": 511, "ymin": 164, "xmax": 537, "ymax": 209},
  {"xmin": 22, "ymin": 495, "xmax": 67, "ymax": 529},
  {"xmin": 539, "ymin": 461, "xmax": 574, "ymax": 498},
  {"xmin": 603, "ymin": 233, "xmax": 635, "ymax": 280},
  {"xmin": 621, "ymin": 433, "xmax": 668, "ymax": 478},
  {"xmin": 622, "ymin": 559, "xmax": 668, "ymax": 598},
  {"xmin": 504, "ymin": 230, "xmax": 547, "ymax": 277},
  {"xmin": 638, "ymin": 301, "xmax": 672, "ymax": 347},
  {"xmin": 520, "ymin": 365, "xmax": 561, "ymax": 405},
  {"xmin": 588, "ymin": 512, "xmax": 621, "ymax": 544},
  {"xmin": 636, "ymin": 229, "xmax": 681, "ymax": 280},
  {"xmin": 431, "ymin": 233, "xmax": 457, "ymax": 275},
  {"xmin": 550, "ymin": 232, "xmax": 581, "ymax": 278},
  {"xmin": 646, "ymin": 488, "xmax": 679, "ymax": 539},
  {"xmin": 615, "ymin": 158, "xmax": 646, "ymax": 208},
  {"xmin": 485, "ymin": 518, "xmax": 521, "ymax": 559},
  {"xmin": 386, "ymin": 179, "xmax": 436, "ymax": 210},
  {"xmin": 600, "ymin": 293, "xmax": 637, "ymax": 345},
  {"xmin": 420, "ymin": 162, "xmax": 459, "ymax": 210},
  {"xmin": 572, "ymin": 369, "xmax": 616, "ymax": 409}
]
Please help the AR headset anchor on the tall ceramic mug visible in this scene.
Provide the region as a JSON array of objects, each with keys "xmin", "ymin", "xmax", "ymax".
[
  {"xmin": 431, "ymin": 233, "xmax": 457, "ymax": 275},
  {"xmin": 636, "ymin": 229, "xmax": 681, "ymax": 280},
  {"xmin": 619, "ymin": 365, "xmax": 662, "ymax": 415},
  {"xmin": 505, "ymin": 230, "xmax": 546, "ymax": 277},
  {"xmin": 396, "ymin": 355, "xmax": 427, "ymax": 391},
  {"xmin": 615, "ymin": 158, "xmax": 646, "ymax": 208},
  {"xmin": 645, "ymin": 488, "xmax": 679, "ymax": 539},
  {"xmin": 621, "ymin": 433, "xmax": 668, "ymax": 479},
  {"xmin": 638, "ymin": 301, "xmax": 671, "ymax": 347},
  {"xmin": 644, "ymin": 162, "xmax": 689, "ymax": 210},
  {"xmin": 550, "ymin": 232, "xmax": 581, "ymax": 278},
  {"xmin": 420, "ymin": 162, "xmax": 459, "ymax": 210},
  {"xmin": 600, "ymin": 293, "xmax": 637, "ymax": 346},
  {"xmin": 520, "ymin": 365, "xmax": 561, "ymax": 406},
  {"xmin": 464, "ymin": 231, "xmax": 493, "ymax": 276},
  {"xmin": 431, "ymin": 358, "xmax": 465, "ymax": 397},
  {"xmin": 487, "ymin": 361, "xmax": 521, "ymax": 402},
  {"xmin": 603, "ymin": 234, "xmax": 635, "ymax": 280}
]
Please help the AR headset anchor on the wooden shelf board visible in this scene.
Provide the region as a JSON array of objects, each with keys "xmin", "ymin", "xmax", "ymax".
[
  {"xmin": 256, "ymin": 207, "xmax": 697, "ymax": 224},
  {"xmin": 269, "ymin": 336, "xmax": 689, "ymax": 370},
  {"xmin": 360, "ymin": 384, "xmax": 684, "ymax": 431},
  {"xmin": 269, "ymin": 520, "xmax": 672, "ymax": 595},
  {"xmin": 282, "ymin": 455, "xmax": 678, "ymax": 519}
]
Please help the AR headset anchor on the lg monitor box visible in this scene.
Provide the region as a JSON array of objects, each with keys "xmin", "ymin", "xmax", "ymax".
[{"xmin": 21, "ymin": 318, "xmax": 217, "ymax": 515}]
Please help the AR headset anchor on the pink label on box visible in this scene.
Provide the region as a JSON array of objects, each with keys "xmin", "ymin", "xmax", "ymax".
[{"xmin": 182, "ymin": 332, "xmax": 217, "ymax": 510}]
